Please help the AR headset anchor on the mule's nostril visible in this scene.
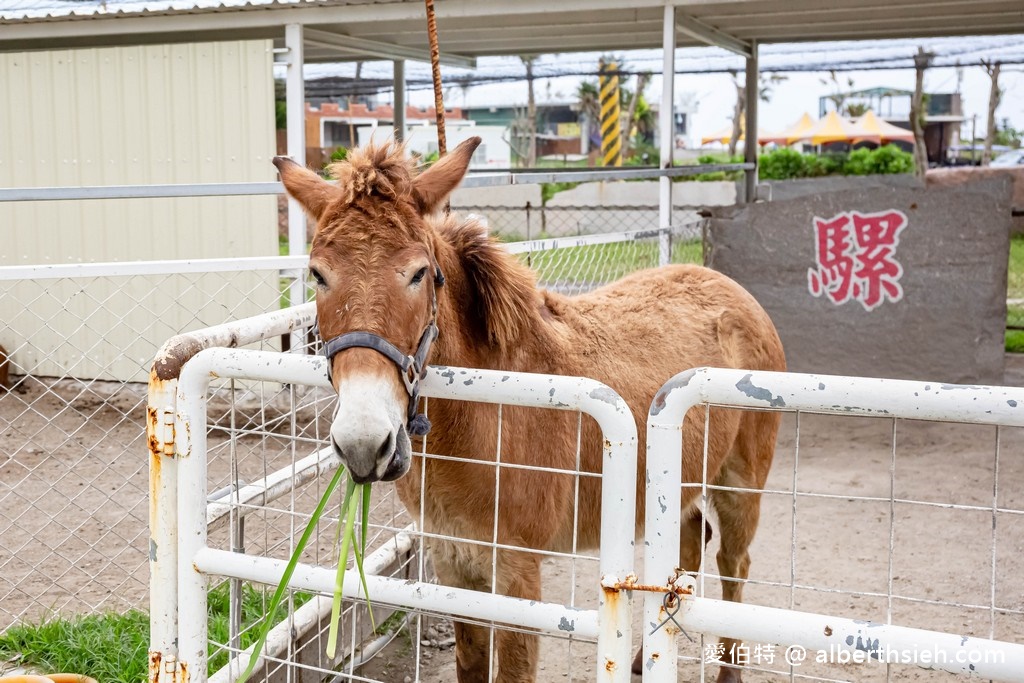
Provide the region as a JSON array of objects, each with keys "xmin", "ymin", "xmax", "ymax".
[{"xmin": 376, "ymin": 431, "xmax": 395, "ymax": 463}]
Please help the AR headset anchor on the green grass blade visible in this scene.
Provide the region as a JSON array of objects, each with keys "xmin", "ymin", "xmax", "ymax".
[
  {"xmin": 326, "ymin": 477, "xmax": 359, "ymax": 659},
  {"xmin": 360, "ymin": 483, "xmax": 371, "ymax": 552},
  {"xmin": 239, "ymin": 464, "xmax": 347, "ymax": 682},
  {"xmin": 355, "ymin": 484, "xmax": 375, "ymax": 631}
]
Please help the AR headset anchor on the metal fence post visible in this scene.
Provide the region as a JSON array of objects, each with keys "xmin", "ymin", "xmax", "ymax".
[
  {"xmin": 658, "ymin": 5, "xmax": 676, "ymax": 267},
  {"xmin": 285, "ymin": 23, "xmax": 307, "ymax": 349}
]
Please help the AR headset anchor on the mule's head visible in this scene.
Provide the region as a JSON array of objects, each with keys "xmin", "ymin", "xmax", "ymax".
[{"xmin": 274, "ymin": 137, "xmax": 481, "ymax": 483}]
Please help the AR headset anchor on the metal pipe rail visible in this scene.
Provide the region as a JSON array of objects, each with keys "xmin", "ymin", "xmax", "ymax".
[
  {"xmin": 642, "ymin": 367, "xmax": 1024, "ymax": 683},
  {"xmin": 0, "ymin": 164, "xmax": 752, "ymax": 202},
  {"xmin": 169, "ymin": 348, "xmax": 638, "ymax": 683}
]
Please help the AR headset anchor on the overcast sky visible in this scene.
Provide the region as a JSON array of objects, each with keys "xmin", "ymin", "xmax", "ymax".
[
  {"xmin": 409, "ymin": 65, "xmax": 1023, "ymax": 147},
  {"xmin": 317, "ymin": 36, "xmax": 1024, "ymax": 148}
]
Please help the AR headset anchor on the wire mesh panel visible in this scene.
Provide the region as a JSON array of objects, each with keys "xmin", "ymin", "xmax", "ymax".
[
  {"xmin": 0, "ymin": 263, "xmax": 307, "ymax": 632},
  {"xmin": 460, "ymin": 205, "xmax": 703, "ymax": 241},
  {"xmin": 163, "ymin": 347, "xmax": 637, "ymax": 683},
  {"xmin": 643, "ymin": 368, "xmax": 1024, "ymax": 683}
]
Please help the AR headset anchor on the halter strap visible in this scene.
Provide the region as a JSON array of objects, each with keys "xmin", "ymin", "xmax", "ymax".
[{"xmin": 319, "ymin": 267, "xmax": 443, "ymax": 436}]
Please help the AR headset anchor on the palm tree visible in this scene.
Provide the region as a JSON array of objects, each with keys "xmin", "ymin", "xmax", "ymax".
[
  {"xmin": 576, "ymin": 80, "xmax": 600, "ymax": 154},
  {"xmin": 621, "ymin": 72, "xmax": 651, "ymax": 158}
]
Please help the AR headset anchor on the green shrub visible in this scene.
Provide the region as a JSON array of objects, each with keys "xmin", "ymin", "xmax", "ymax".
[
  {"xmin": 869, "ymin": 144, "xmax": 915, "ymax": 174},
  {"xmin": 818, "ymin": 152, "xmax": 848, "ymax": 175},
  {"xmin": 541, "ymin": 181, "xmax": 579, "ymax": 204},
  {"xmin": 759, "ymin": 148, "xmax": 807, "ymax": 180},
  {"xmin": 758, "ymin": 145, "xmax": 912, "ymax": 181},
  {"xmin": 843, "ymin": 147, "xmax": 874, "ymax": 176}
]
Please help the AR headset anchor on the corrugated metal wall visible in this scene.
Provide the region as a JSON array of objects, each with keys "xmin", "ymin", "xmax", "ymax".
[{"xmin": 0, "ymin": 40, "xmax": 279, "ymax": 382}]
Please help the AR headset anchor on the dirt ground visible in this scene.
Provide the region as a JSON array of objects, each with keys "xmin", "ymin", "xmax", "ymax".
[{"xmin": 2, "ymin": 364, "xmax": 1024, "ymax": 682}]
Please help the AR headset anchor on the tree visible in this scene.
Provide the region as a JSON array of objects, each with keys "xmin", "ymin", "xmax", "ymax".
[
  {"xmin": 575, "ymin": 80, "xmax": 600, "ymax": 156},
  {"xmin": 994, "ymin": 118, "xmax": 1023, "ymax": 149},
  {"xmin": 910, "ymin": 48, "xmax": 932, "ymax": 180},
  {"xmin": 981, "ymin": 60, "xmax": 1002, "ymax": 166},
  {"xmin": 521, "ymin": 56, "xmax": 538, "ymax": 167},
  {"xmin": 845, "ymin": 102, "xmax": 869, "ymax": 118},
  {"xmin": 728, "ymin": 71, "xmax": 788, "ymax": 157},
  {"xmin": 621, "ymin": 72, "xmax": 650, "ymax": 158},
  {"xmin": 820, "ymin": 72, "xmax": 857, "ymax": 116}
]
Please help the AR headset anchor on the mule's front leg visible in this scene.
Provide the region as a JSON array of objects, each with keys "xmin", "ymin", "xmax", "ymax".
[{"xmin": 494, "ymin": 549, "xmax": 542, "ymax": 683}]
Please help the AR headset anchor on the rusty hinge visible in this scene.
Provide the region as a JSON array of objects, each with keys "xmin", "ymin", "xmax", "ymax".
[
  {"xmin": 158, "ymin": 407, "xmax": 175, "ymax": 456},
  {"xmin": 149, "ymin": 652, "xmax": 181, "ymax": 683}
]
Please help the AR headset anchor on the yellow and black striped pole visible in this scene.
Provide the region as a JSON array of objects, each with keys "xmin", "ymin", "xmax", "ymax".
[{"xmin": 598, "ymin": 60, "xmax": 622, "ymax": 167}]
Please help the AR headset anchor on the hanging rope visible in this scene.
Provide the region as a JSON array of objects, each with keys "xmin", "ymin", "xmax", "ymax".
[
  {"xmin": 423, "ymin": 0, "xmax": 451, "ymax": 215},
  {"xmin": 424, "ymin": 0, "xmax": 447, "ymax": 158}
]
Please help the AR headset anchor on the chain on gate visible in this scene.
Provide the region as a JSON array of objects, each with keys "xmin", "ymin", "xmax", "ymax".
[{"xmin": 603, "ymin": 571, "xmax": 696, "ymax": 641}]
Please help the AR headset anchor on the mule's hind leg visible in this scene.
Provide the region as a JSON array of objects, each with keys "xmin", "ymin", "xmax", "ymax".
[
  {"xmin": 709, "ymin": 412, "xmax": 779, "ymax": 683},
  {"xmin": 494, "ymin": 549, "xmax": 542, "ymax": 682}
]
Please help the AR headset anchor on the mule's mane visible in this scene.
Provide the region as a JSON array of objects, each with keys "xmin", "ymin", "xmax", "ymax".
[{"xmin": 326, "ymin": 142, "xmax": 416, "ymax": 206}]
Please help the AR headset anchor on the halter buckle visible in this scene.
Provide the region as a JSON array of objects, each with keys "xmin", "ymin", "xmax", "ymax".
[{"xmin": 402, "ymin": 357, "xmax": 419, "ymax": 394}]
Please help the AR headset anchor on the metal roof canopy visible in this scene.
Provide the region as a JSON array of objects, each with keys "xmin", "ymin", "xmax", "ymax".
[{"xmin": 1, "ymin": 0, "xmax": 1022, "ymax": 61}]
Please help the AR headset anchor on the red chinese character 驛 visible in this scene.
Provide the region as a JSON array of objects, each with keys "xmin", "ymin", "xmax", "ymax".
[
  {"xmin": 850, "ymin": 210, "xmax": 907, "ymax": 311},
  {"xmin": 808, "ymin": 210, "xmax": 908, "ymax": 311},
  {"xmin": 808, "ymin": 214, "xmax": 856, "ymax": 305}
]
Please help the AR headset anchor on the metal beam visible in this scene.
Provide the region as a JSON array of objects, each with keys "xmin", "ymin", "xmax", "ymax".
[
  {"xmin": 393, "ymin": 59, "xmax": 406, "ymax": 142},
  {"xmin": 658, "ymin": 4, "xmax": 675, "ymax": 267},
  {"xmin": 675, "ymin": 13, "xmax": 752, "ymax": 57},
  {"xmin": 302, "ymin": 28, "xmax": 475, "ymax": 68},
  {"xmin": 744, "ymin": 39, "xmax": 759, "ymax": 203},
  {"xmin": 284, "ymin": 23, "xmax": 306, "ymax": 352}
]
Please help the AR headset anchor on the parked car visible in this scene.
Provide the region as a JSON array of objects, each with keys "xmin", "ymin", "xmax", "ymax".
[{"xmin": 991, "ymin": 149, "xmax": 1024, "ymax": 168}]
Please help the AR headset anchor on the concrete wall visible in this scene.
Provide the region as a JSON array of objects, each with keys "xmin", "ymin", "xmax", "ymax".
[{"xmin": 707, "ymin": 175, "xmax": 1013, "ymax": 384}]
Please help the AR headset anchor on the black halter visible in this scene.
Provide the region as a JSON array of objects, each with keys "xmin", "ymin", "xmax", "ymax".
[{"xmin": 320, "ymin": 267, "xmax": 444, "ymax": 437}]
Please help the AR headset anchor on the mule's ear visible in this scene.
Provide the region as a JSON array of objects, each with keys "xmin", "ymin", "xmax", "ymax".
[
  {"xmin": 273, "ymin": 156, "xmax": 336, "ymax": 220},
  {"xmin": 412, "ymin": 136, "xmax": 481, "ymax": 214}
]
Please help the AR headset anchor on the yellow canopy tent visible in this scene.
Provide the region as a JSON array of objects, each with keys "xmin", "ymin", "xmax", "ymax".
[
  {"xmin": 758, "ymin": 112, "xmax": 815, "ymax": 145},
  {"xmin": 700, "ymin": 118, "xmax": 777, "ymax": 146},
  {"xmin": 853, "ymin": 110, "xmax": 916, "ymax": 144},
  {"xmin": 797, "ymin": 110, "xmax": 879, "ymax": 145}
]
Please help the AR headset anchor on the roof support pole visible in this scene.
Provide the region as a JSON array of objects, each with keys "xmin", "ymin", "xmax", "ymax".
[
  {"xmin": 393, "ymin": 59, "xmax": 406, "ymax": 142},
  {"xmin": 658, "ymin": 3, "xmax": 676, "ymax": 267},
  {"xmin": 744, "ymin": 39, "xmax": 759, "ymax": 203},
  {"xmin": 285, "ymin": 23, "xmax": 306, "ymax": 349}
]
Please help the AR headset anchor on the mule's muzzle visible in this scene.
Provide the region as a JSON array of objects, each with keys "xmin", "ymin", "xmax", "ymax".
[{"xmin": 331, "ymin": 423, "xmax": 411, "ymax": 484}]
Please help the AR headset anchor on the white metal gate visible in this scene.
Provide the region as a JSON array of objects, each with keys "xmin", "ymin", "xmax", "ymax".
[
  {"xmin": 640, "ymin": 367, "xmax": 1024, "ymax": 682},
  {"xmin": 149, "ymin": 344, "xmax": 639, "ymax": 683}
]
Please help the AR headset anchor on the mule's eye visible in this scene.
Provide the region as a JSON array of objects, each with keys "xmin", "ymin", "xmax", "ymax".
[
  {"xmin": 310, "ymin": 268, "xmax": 326, "ymax": 287},
  {"xmin": 410, "ymin": 267, "xmax": 428, "ymax": 285}
]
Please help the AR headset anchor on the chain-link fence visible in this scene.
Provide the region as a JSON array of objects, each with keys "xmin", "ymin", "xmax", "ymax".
[
  {"xmin": 459, "ymin": 204, "xmax": 703, "ymax": 242},
  {"xmin": 0, "ymin": 207, "xmax": 702, "ymax": 635},
  {"xmin": 0, "ymin": 265, "xmax": 297, "ymax": 630}
]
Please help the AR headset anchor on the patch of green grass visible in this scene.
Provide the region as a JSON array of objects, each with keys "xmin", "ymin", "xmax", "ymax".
[
  {"xmin": 1009, "ymin": 236, "xmax": 1024, "ymax": 300},
  {"xmin": 1007, "ymin": 330, "xmax": 1024, "ymax": 354},
  {"xmin": 520, "ymin": 238, "xmax": 702, "ymax": 285},
  {"xmin": 0, "ymin": 610, "xmax": 149, "ymax": 683},
  {"xmin": 1006, "ymin": 236, "xmax": 1024, "ymax": 352},
  {"xmin": 0, "ymin": 584, "xmax": 314, "ymax": 681}
]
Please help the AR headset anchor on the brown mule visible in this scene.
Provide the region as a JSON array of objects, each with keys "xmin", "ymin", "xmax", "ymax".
[{"xmin": 274, "ymin": 137, "xmax": 786, "ymax": 682}]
